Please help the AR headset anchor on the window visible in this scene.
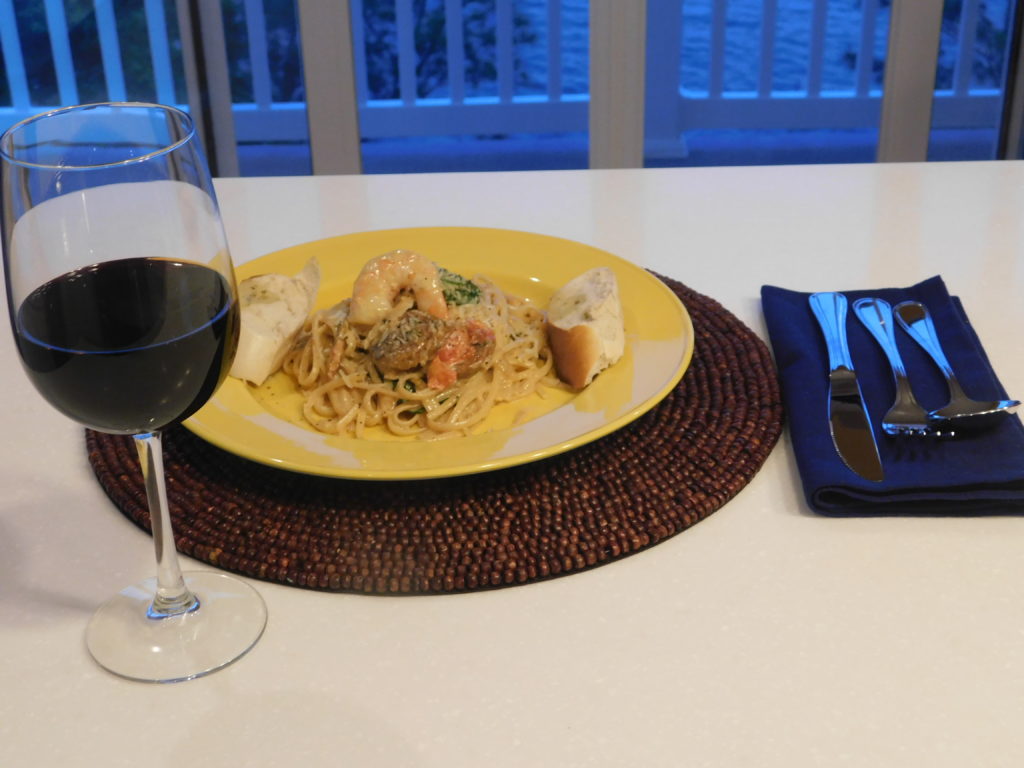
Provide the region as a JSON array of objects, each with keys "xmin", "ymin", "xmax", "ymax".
[{"xmin": 2, "ymin": 1, "xmax": 1019, "ymax": 174}]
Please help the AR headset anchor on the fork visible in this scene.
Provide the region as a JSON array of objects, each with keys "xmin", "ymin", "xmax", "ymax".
[
  {"xmin": 893, "ymin": 300, "xmax": 1020, "ymax": 427},
  {"xmin": 852, "ymin": 297, "xmax": 933, "ymax": 435}
]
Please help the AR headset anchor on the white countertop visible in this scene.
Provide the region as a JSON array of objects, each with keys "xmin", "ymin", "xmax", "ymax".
[{"xmin": 2, "ymin": 161, "xmax": 1023, "ymax": 767}]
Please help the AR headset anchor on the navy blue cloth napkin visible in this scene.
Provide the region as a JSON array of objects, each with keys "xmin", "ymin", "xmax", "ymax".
[{"xmin": 761, "ymin": 276, "xmax": 1024, "ymax": 515}]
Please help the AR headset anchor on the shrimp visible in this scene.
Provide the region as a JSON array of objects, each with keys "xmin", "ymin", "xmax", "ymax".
[
  {"xmin": 426, "ymin": 319, "xmax": 496, "ymax": 390},
  {"xmin": 349, "ymin": 250, "xmax": 448, "ymax": 327}
]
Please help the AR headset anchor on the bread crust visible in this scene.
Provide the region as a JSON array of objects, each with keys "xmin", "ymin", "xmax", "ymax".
[
  {"xmin": 547, "ymin": 322, "xmax": 603, "ymax": 390},
  {"xmin": 545, "ymin": 267, "xmax": 624, "ymax": 389}
]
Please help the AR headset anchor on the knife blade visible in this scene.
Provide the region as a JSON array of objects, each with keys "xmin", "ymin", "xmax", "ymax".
[{"xmin": 808, "ymin": 292, "xmax": 884, "ymax": 483}]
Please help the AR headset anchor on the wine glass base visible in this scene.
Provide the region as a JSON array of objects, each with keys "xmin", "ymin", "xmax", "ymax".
[{"xmin": 85, "ymin": 571, "xmax": 267, "ymax": 683}]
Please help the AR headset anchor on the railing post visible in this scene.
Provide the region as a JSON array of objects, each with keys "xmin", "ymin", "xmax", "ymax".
[
  {"xmin": 395, "ymin": 0, "xmax": 417, "ymax": 104},
  {"xmin": 94, "ymin": 0, "xmax": 127, "ymax": 101},
  {"xmin": 877, "ymin": 0, "xmax": 943, "ymax": 162},
  {"xmin": 807, "ymin": 0, "xmax": 828, "ymax": 96},
  {"xmin": 174, "ymin": 0, "xmax": 240, "ymax": 177},
  {"xmin": 953, "ymin": 0, "xmax": 982, "ymax": 97},
  {"xmin": 297, "ymin": 0, "xmax": 363, "ymax": 175},
  {"xmin": 589, "ymin": 0, "xmax": 647, "ymax": 168},
  {"xmin": 760, "ymin": 0, "xmax": 779, "ymax": 97},
  {"xmin": 244, "ymin": 0, "xmax": 274, "ymax": 109},
  {"xmin": 709, "ymin": 0, "xmax": 726, "ymax": 97},
  {"xmin": 444, "ymin": 0, "xmax": 466, "ymax": 104},
  {"xmin": 43, "ymin": 0, "xmax": 78, "ymax": 105},
  {"xmin": 350, "ymin": 0, "xmax": 370, "ymax": 105},
  {"xmin": 645, "ymin": 0, "xmax": 686, "ymax": 161},
  {"xmin": 174, "ymin": 0, "xmax": 206, "ymax": 147},
  {"xmin": 195, "ymin": 0, "xmax": 240, "ymax": 176},
  {"xmin": 144, "ymin": 0, "xmax": 177, "ymax": 106},
  {"xmin": 0, "ymin": 0, "xmax": 31, "ymax": 111},
  {"xmin": 855, "ymin": 0, "xmax": 881, "ymax": 97},
  {"xmin": 496, "ymin": 0, "xmax": 515, "ymax": 103},
  {"xmin": 546, "ymin": 0, "xmax": 563, "ymax": 102}
]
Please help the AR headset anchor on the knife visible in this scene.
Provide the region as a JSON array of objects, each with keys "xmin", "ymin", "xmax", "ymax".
[{"xmin": 808, "ymin": 292, "xmax": 884, "ymax": 483}]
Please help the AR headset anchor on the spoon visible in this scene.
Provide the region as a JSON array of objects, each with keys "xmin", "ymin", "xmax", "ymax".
[{"xmin": 893, "ymin": 301, "xmax": 1019, "ymax": 427}]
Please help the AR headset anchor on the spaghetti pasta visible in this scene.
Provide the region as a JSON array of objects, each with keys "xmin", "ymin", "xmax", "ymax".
[{"xmin": 281, "ymin": 253, "xmax": 561, "ymax": 439}]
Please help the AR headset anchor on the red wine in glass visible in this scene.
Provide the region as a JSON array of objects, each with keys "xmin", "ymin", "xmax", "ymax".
[
  {"xmin": 1, "ymin": 103, "xmax": 266, "ymax": 683},
  {"xmin": 16, "ymin": 258, "xmax": 237, "ymax": 433}
]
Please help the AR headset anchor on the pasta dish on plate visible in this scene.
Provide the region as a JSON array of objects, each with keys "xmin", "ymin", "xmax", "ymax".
[
  {"xmin": 190, "ymin": 226, "xmax": 683, "ymax": 480},
  {"xmin": 280, "ymin": 250, "xmax": 561, "ymax": 438}
]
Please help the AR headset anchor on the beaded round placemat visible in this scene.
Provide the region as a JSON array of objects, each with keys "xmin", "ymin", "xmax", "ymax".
[{"xmin": 86, "ymin": 275, "xmax": 783, "ymax": 594}]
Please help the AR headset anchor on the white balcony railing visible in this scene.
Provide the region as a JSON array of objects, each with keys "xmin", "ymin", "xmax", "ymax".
[{"xmin": 0, "ymin": 0, "xmax": 1007, "ymax": 170}]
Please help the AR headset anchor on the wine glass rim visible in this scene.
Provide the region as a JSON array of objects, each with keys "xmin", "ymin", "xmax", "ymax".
[{"xmin": 0, "ymin": 101, "xmax": 196, "ymax": 171}]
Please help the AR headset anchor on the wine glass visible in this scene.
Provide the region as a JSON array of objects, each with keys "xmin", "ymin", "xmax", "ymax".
[{"xmin": 1, "ymin": 102, "xmax": 267, "ymax": 683}]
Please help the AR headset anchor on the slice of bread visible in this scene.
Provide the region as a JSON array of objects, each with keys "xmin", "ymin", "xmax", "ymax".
[
  {"xmin": 230, "ymin": 257, "xmax": 320, "ymax": 386},
  {"xmin": 546, "ymin": 267, "xmax": 625, "ymax": 389}
]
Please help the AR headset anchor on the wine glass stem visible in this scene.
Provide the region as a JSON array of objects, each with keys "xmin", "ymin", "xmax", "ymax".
[{"xmin": 133, "ymin": 431, "xmax": 199, "ymax": 618}]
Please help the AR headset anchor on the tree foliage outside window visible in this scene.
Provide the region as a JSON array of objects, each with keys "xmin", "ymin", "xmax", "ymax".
[
  {"xmin": 841, "ymin": 0, "xmax": 1010, "ymax": 90},
  {"xmin": 359, "ymin": 0, "xmax": 539, "ymax": 99},
  {"xmin": 7, "ymin": 0, "xmax": 187, "ymax": 106},
  {"xmin": 219, "ymin": 0, "xmax": 539, "ymax": 102},
  {"xmin": 934, "ymin": 0, "xmax": 1009, "ymax": 89}
]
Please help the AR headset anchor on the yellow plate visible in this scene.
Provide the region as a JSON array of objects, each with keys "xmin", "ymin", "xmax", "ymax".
[{"xmin": 184, "ymin": 227, "xmax": 693, "ymax": 479}]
